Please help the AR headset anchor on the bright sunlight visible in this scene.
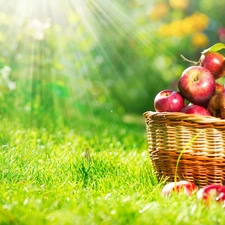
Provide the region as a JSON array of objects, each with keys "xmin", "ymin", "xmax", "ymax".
[{"xmin": 0, "ymin": 0, "xmax": 166, "ymax": 128}]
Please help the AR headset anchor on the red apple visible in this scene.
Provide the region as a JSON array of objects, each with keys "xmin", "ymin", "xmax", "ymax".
[
  {"xmin": 207, "ymin": 92, "xmax": 225, "ymax": 118},
  {"xmin": 200, "ymin": 51, "xmax": 225, "ymax": 80},
  {"xmin": 178, "ymin": 66, "xmax": 215, "ymax": 107},
  {"xmin": 215, "ymin": 82, "xmax": 225, "ymax": 93},
  {"xmin": 161, "ymin": 180, "xmax": 197, "ymax": 196},
  {"xmin": 154, "ymin": 89, "xmax": 185, "ymax": 112},
  {"xmin": 181, "ymin": 105, "xmax": 211, "ymax": 116},
  {"xmin": 197, "ymin": 184, "xmax": 225, "ymax": 205},
  {"xmin": 216, "ymin": 192, "xmax": 225, "ymax": 208}
]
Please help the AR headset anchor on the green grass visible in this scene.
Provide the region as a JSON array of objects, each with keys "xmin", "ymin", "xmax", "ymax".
[{"xmin": 1, "ymin": 116, "xmax": 225, "ymax": 225}]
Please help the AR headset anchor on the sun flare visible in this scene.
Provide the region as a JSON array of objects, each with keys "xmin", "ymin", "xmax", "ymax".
[{"xmin": 0, "ymin": 0, "xmax": 166, "ymax": 127}]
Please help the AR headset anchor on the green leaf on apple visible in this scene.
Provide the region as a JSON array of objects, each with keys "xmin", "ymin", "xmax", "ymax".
[{"xmin": 202, "ymin": 42, "xmax": 225, "ymax": 54}]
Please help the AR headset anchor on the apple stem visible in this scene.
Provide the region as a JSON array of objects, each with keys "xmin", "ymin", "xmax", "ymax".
[{"xmin": 180, "ymin": 55, "xmax": 199, "ymax": 65}]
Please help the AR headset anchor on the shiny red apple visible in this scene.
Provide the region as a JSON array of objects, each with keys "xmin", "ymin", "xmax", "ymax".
[
  {"xmin": 200, "ymin": 51, "xmax": 225, "ymax": 80},
  {"xmin": 207, "ymin": 92, "xmax": 225, "ymax": 118},
  {"xmin": 161, "ymin": 180, "xmax": 197, "ymax": 196},
  {"xmin": 181, "ymin": 105, "xmax": 211, "ymax": 116},
  {"xmin": 154, "ymin": 89, "xmax": 185, "ymax": 112},
  {"xmin": 178, "ymin": 66, "xmax": 215, "ymax": 107},
  {"xmin": 197, "ymin": 184, "xmax": 225, "ymax": 205}
]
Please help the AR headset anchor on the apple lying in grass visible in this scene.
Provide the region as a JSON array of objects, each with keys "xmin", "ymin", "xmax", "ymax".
[
  {"xmin": 197, "ymin": 184, "xmax": 225, "ymax": 205},
  {"xmin": 181, "ymin": 105, "xmax": 211, "ymax": 116},
  {"xmin": 161, "ymin": 180, "xmax": 197, "ymax": 196},
  {"xmin": 200, "ymin": 51, "xmax": 225, "ymax": 80},
  {"xmin": 178, "ymin": 66, "xmax": 215, "ymax": 107},
  {"xmin": 154, "ymin": 89, "xmax": 185, "ymax": 112},
  {"xmin": 207, "ymin": 92, "xmax": 225, "ymax": 118}
]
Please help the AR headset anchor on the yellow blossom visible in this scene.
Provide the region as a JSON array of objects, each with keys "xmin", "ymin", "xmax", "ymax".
[
  {"xmin": 191, "ymin": 32, "xmax": 209, "ymax": 47},
  {"xmin": 181, "ymin": 17, "xmax": 195, "ymax": 34},
  {"xmin": 191, "ymin": 12, "xmax": 209, "ymax": 31},
  {"xmin": 169, "ymin": 20, "xmax": 185, "ymax": 37},
  {"xmin": 169, "ymin": 0, "xmax": 189, "ymax": 10},
  {"xmin": 158, "ymin": 24, "xmax": 172, "ymax": 36},
  {"xmin": 157, "ymin": 11, "xmax": 209, "ymax": 38},
  {"xmin": 149, "ymin": 2, "xmax": 169, "ymax": 21}
]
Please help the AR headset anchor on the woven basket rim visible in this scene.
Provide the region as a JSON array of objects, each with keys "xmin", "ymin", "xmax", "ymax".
[{"xmin": 143, "ymin": 111, "xmax": 225, "ymax": 125}]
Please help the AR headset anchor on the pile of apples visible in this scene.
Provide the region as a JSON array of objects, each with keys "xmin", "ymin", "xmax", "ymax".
[
  {"xmin": 154, "ymin": 43, "xmax": 225, "ymax": 118},
  {"xmin": 162, "ymin": 180, "xmax": 225, "ymax": 208}
]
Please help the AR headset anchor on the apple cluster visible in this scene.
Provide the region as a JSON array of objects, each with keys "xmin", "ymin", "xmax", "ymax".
[
  {"xmin": 162, "ymin": 180, "xmax": 225, "ymax": 208},
  {"xmin": 154, "ymin": 47, "xmax": 225, "ymax": 118}
]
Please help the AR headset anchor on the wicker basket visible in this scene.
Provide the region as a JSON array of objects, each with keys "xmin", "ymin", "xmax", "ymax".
[{"xmin": 143, "ymin": 111, "xmax": 225, "ymax": 187}]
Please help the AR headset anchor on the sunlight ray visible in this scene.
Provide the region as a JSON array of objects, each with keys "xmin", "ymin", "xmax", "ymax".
[
  {"xmin": 66, "ymin": 0, "xmax": 106, "ymax": 126},
  {"xmin": 0, "ymin": 0, "xmax": 173, "ymax": 127},
  {"xmin": 81, "ymin": 0, "xmax": 158, "ymax": 106},
  {"xmin": 44, "ymin": 0, "xmax": 104, "ymax": 127}
]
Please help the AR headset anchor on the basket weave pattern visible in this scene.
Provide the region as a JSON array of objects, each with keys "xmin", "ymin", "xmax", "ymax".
[{"xmin": 143, "ymin": 111, "xmax": 225, "ymax": 187}]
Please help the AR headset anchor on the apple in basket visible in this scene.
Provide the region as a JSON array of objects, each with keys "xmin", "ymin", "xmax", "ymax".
[
  {"xmin": 200, "ymin": 51, "xmax": 225, "ymax": 80},
  {"xmin": 154, "ymin": 89, "xmax": 185, "ymax": 112},
  {"xmin": 181, "ymin": 105, "xmax": 211, "ymax": 116},
  {"xmin": 178, "ymin": 66, "xmax": 215, "ymax": 107},
  {"xmin": 207, "ymin": 92, "xmax": 225, "ymax": 118},
  {"xmin": 161, "ymin": 180, "xmax": 197, "ymax": 196},
  {"xmin": 197, "ymin": 184, "xmax": 225, "ymax": 206},
  {"xmin": 215, "ymin": 82, "xmax": 225, "ymax": 93}
]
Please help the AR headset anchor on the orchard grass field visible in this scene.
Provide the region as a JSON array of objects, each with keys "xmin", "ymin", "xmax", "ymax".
[{"xmin": 1, "ymin": 115, "xmax": 225, "ymax": 225}]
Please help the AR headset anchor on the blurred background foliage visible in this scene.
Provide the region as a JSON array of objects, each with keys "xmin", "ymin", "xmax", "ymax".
[{"xmin": 0, "ymin": 0, "xmax": 225, "ymax": 128}]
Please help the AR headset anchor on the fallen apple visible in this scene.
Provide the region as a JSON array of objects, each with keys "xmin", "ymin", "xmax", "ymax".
[
  {"xmin": 154, "ymin": 89, "xmax": 185, "ymax": 112},
  {"xmin": 197, "ymin": 184, "xmax": 225, "ymax": 205},
  {"xmin": 200, "ymin": 51, "xmax": 225, "ymax": 80},
  {"xmin": 161, "ymin": 180, "xmax": 197, "ymax": 196},
  {"xmin": 178, "ymin": 66, "xmax": 215, "ymax": 107},
  {"xmin": 181, "ymin": 104, "xmax": 211, "ymax": 116},
  {"xmin": 207, "ymin": 92, "xmax": 225, "ymax": 118}
]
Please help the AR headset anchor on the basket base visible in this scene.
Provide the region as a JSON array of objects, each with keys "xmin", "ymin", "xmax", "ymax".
[{"xmin": 151, "ymin": 150, "xmax": 225, "ymax": 188}]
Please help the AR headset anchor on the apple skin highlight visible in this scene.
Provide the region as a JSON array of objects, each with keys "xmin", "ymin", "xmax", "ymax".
[
  {"xmin": 154, "ymin": 89, "xmax": 185, "ymax": 112},
  {"xmin": 197, "ymin": 184, "xmax": 225, "ymax": 205},
  {"xmin": 181, "ymin": 104, "xmax": 211, "ymax": 116},
  {"xmin": 200, "ymin": 51, "xmax": 225, "ymax": 80},
  {"xmin": 161, "ymin": 181, "xmax": 197, "ymax": 196},
  {"xmin": 178, "ymin": 66, "xmax": 215, "ymax": 107}
]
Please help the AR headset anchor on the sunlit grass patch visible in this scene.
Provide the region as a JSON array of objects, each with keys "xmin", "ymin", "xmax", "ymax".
[
  {"xmin": 0, "ymin": 118, "xmax": 156, "ymax": 224},
  {"xmin": 1, "ymin": 118, "xmax": 225, "ymax": 224}
]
